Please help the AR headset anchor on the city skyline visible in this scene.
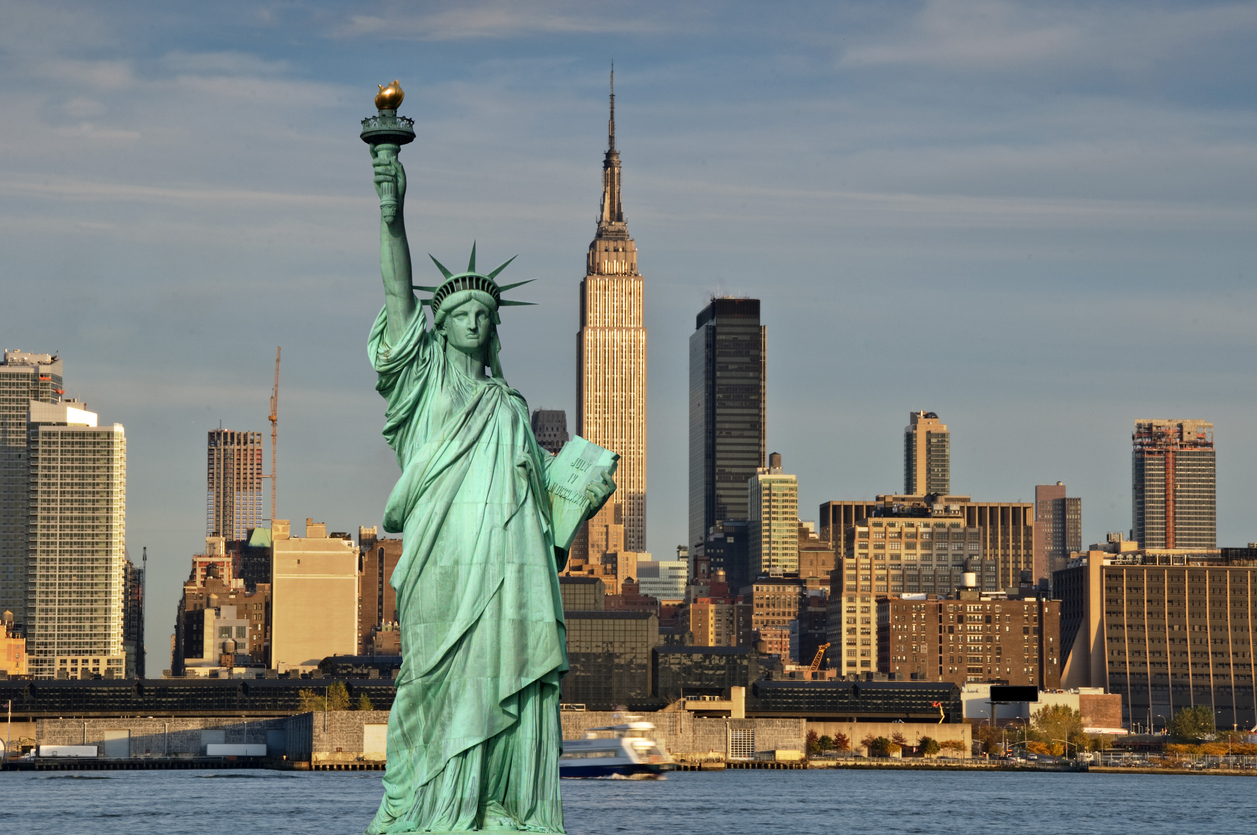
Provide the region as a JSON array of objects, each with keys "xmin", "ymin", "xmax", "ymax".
[{"xmin": 1, "ymin": 1, "xmax": 1255, "ymax": 673}]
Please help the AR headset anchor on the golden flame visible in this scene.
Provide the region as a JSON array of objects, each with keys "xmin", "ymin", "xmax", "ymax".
[{"xmin": 375, "ymin": 80, "xmax": 404, "ymax": 110}]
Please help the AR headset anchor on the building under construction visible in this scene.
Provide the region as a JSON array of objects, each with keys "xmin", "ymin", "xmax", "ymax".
[
  {"xmin": 1132, "ymin": 419, "xmax": 1215, "ymax": 549},
  {"xmin": 206, "ymin": 429, "xmax": 265, "ymax": 543}
]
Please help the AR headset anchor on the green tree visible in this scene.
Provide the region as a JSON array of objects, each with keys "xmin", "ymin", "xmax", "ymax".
[
  {"xmin": 918, "ymin": 736, "xmax": 941, "ymax": 757},
  {"xmin": 297, "ymin": 688, "xmax": 325, "ymax": 712},
  {"xmin": 866, "ymin": 736, "xmax": 899, "ymax": 757},
  {"xmin": 326, "ymin": 681, "xmax": 351, "ymax": 711},
  {"xmin": 817, "ymin": 735, "xmax": 835, "ymax": 753},
  {"xmin": 1031, "ymin": 704, "xmax": 1083, "ymax": 746},
  {"xmin": 1169, "ymin": 706, "xmax": 1215, "ymax": 742},
  {"xmin": 356, "ymin": 692, "xmax": 375, "ymax": 711}
]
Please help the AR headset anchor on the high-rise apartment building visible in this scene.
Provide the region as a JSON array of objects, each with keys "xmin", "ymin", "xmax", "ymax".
[
  {"xmin": 575, "ymin": 73, "xmax": 647, "ymax": 563},
  {"xmin": 904, "ymin": 411, "xmax": 950, "ymax": 495},
  {"xmin": 25, "ymin": 401, "xmax": 127, "ymax": 679},
  {"xmin": 688, "ymin": 297, "xmax": 766, "ymax": 551},
  {"xmin": 0, "ymin": 350, "xmax": 63, "ymax": 629},
  {"xmin": 748, "ymin": 453, "xmax": 798, "ymax": 577},
  {"xmin": 1132, "ymin": 420, "xmax": 1216, "ymax": 549},
  {"xmin": 530, "ymin": 409, "xmax": 569, "ymax": 456},
  {"xmin": 1034, "ymin": 482, "xmax": 1081, "ymax": 582},
  {"xmin": 207, "ymin": 429, "xmax": 264, "ymax": 542}
]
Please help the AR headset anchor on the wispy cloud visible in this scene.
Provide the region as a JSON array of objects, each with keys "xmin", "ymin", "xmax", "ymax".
[
  {"xmin": 336, "ymin": 1, "xmax": 668, "ymax": 40},
  {"xmin": 839, "ymin": 0, "xmax": 1257, "ymax": 72}
]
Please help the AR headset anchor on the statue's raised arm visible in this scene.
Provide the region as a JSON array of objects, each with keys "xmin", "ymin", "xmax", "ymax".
[{"xmin": 372, "ymin": 148, "xmax": 418, "ymax": 346}]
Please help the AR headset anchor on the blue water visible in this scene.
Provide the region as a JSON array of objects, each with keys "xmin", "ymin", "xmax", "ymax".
[{"xmin": 3, "ymin": 768, "xmax": 1256, "ymax": 834}]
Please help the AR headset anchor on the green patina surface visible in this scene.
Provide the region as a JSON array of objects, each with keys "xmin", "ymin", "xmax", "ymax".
[{"xmin": 362, "ymin": 116, "xmax": 614, "ymax": 834}]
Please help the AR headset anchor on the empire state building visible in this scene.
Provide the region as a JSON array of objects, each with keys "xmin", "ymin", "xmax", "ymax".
[{"xmin": 575, "ymin": 73, "xmax": 647, "ymax": 562}]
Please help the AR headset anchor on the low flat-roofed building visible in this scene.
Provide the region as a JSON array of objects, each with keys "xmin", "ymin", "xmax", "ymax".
[{"xmin": 749, "ymin": 679, "xmax": 963, "ymax": 722}]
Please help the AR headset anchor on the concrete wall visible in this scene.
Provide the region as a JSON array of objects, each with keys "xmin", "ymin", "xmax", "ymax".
[
  {"xmin": 37, "ymin": 717, "xmax": 288, "ymax": 758},
  {"xmin": 807, "ymin": 721, "xmax": 971, "ymax": 755},
  {"xmin": 298, "ymin": 709, "xmax": 391, "ymax": 764}
]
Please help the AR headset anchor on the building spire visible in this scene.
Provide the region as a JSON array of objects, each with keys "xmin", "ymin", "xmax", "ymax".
[{"xmin": 608, "ymin": 63, "xmax": 616, "ymax": 153}]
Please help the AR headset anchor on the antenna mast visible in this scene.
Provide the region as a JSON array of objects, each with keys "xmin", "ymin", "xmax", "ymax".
[{"xmin": 268, "ymin": 347, "xmax": 280, "ymax": 521}]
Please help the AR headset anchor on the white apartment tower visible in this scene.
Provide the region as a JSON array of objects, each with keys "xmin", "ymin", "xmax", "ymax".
[
  {"xmin": 26, "ymin": 401, "xmax": 127, "ymax": 679},
  {"xmin": 748, "ymin": 453, "xmax": 799, "ymax": 577},
  {"xmin": 0, "ymin": 350, "xmax": 63, "ymax": 628},
  {"xmin": 576, "ymin": 71, "xmax": 647, "ymax": 561}
]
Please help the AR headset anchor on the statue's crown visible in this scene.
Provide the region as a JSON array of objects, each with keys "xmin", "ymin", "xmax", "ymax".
[{"xmin": 413, "ymin": 243, "xmax": 534, "ymax": 313}]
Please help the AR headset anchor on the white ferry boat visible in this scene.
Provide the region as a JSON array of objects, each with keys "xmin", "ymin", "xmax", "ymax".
[{"xmin": 559, "ymin": 722, "xmax": 675, "ymax": 778}]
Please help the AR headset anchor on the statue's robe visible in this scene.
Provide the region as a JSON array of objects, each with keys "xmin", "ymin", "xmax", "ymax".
[{"xmin": 366, "ymin": 306, "xmax": 567, "ymax": 834}]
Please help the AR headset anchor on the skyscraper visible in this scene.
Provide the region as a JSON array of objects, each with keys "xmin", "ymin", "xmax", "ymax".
[
  {"xmin": 0, "ymin": 350, "xmax": 62, "ymax": 629},
  {"xmin": 207, "ymin": 428, "xmax": 264, "ymax": 542},
  {"xmin": 576, "ymin": 71, "xmax": 647, "ymax": 559},
  {"xmin": 530, "ymin": 409, "xmax": 570, "ymax": 456},
  {"xmin": 1034, "ymin": 482, "xmax": 1082, "ymax": 582},
  {"xmin": 26, "ymin": 400, "xmax": 127, "ymax": 679},
  {"xmin": 904, "ymin": 411, "xmax": 950, "ymax": 495},
  {"xmin": 748, "ymin": 453, "xmax": 798, "ymax": 577},
  {"xmin": 1132, "ymin": 419, "xmax": 1215, "ymax": 549},
  {"xmin": 688, "ymin": 297, "xmax": 766, "ymax": 551}
]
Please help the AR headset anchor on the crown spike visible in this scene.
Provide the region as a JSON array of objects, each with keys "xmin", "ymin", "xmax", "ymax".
[
  {"xmin": 468, "ymin": 242, "xmax": 477, "ymax": 273},
  {"xmin": 496, "ymin": 278, "xmax": 535, "ymax": 292},
  {"xmin": 498, "ymin": 300, "xmax": 537, "ymax": 307},
  {"xmin": 429, "ymin": 255, "xmax": 453, "ymax": 279},
  {"xmin": 487, "ymin": 255, "xmax": 517, "ymax": 279}
]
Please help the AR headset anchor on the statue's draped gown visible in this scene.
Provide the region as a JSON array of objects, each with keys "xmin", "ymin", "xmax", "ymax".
[{"xmin": 366, "ymin": 306, "xmax": 567, "ymax": 834}]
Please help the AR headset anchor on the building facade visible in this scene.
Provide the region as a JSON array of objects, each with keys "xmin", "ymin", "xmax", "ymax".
[
  {"xmin": 122, "ymin": 556, "xmax": 145, "ymax": 679},
  {"xmin": 207, "ymin": 429, "xmax": 265, "ymax": 542},
  {"xmin": 172, "ymin": 537, "xmax": 271, "ymax": 675},
  {"xmin": 358, "ymin": 527, "xmax": 402, "ymax": 655},
  {"xmin": 575, "ymin": 74, "xmax": 647, "ymax": 564},
  {"xmin": 1056, "ymin": 547, "xmax": 1257, "ymax": 729},
  {"xmin": 688, "ymin": 297, "xmax": 766, "ymax": 551},
  {"xmin": 748, "ymin": 454, "xmax": 798, "ymax": 577},
  {"xmin": 1034, "ymin": 482, "xmax": 1081, "ymax": 583},
  {"xmin": 0, "ymin": 350, "xmax": 63, "ymax": 630},
  {"xmin": 879, "ymin": 595, "xmax": 1061, "ymax": 687},
  {"xmin": 562, "ymin": 611, "xmax": 659, "ymax": 709},
  {"xmin": 24, "ymin": 402, "xmax": 126, "ymax": 680},
  {"xmin": 1132, "ymin": 419, "xmax": 1216, "ymax": 549},
  {"xmin": 270, "ymin": 519, "xmax": 359, "ymax": 673},
  {"xmin": 820, "ymin": 494, "xmax": 1035, "ymax": 593},
  {"xmin": 529, "ymin": 409, "xmax": 569, "ymax": 456},
  {"xmin": 904, "ymin": 411, "xmax": 950, "ymax": 496}
]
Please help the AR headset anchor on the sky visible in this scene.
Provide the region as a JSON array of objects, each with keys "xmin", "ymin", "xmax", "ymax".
[{"xmin": 1, "ymin": 0, "xmax": 1255, "ymax": 673}]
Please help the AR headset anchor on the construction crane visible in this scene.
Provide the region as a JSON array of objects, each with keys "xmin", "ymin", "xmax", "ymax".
[
  {"xmin": 267, "ymin": 347, "xmax": 280, "ymax": 521},
  {"xmin": 808, "ymin": 642, "xmax": 831, "ymax": 673}
]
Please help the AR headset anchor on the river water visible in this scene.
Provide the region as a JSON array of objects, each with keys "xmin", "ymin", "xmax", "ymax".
[{"xmin": 3, "ymin": 768, "xmax": 1255, "ymax": 834}]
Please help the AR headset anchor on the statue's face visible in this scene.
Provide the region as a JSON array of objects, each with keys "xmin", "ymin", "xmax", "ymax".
[{"xmin": 439, "ymin": 298, "xmax": 493, "ymax": 353}]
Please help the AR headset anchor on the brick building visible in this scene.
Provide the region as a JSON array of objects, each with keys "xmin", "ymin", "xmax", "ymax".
[{"xmin": 878, "ymin": 594, "xmax": 1061, "ymax": 688}]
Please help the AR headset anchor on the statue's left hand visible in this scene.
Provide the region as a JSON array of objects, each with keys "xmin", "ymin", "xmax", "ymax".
[{"xmin": 584, "ymin": 469, "xmax": 616, "ymax": 518}]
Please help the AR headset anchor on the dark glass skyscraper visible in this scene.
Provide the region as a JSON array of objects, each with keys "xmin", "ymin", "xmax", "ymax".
[{"xmin": 688, "ymin": 298, "xmax": 766, "ymax": 551}]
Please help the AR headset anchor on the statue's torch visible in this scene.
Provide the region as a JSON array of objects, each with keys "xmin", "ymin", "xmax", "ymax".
[{"xmin": 361, "ymin": 81, "xmax": 415, "ymax": 224}]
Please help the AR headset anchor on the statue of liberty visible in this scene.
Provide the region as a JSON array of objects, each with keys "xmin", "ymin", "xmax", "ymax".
[{"xmin": 362, "ymin": 84, "xmax": 615, "ymax": 834}]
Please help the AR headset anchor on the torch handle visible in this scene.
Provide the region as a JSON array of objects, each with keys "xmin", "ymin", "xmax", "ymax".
[{"xmin": 373, "ymin": 142, "xmax": 402, "ymax": 224}]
